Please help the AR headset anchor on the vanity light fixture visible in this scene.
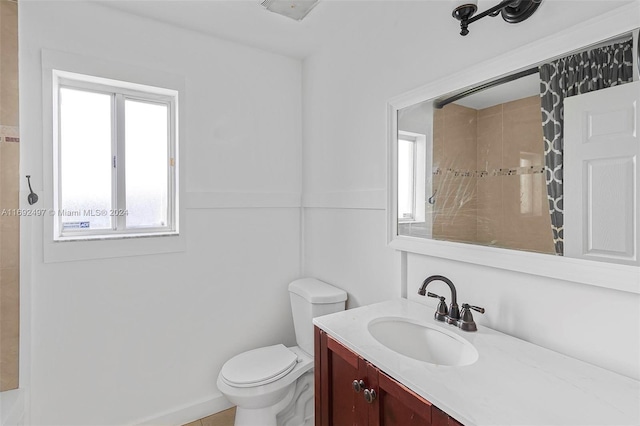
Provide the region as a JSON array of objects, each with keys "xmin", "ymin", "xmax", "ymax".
[{"xmin": 451, "ymin": 0, "xmax": 542, "ymax": 36}]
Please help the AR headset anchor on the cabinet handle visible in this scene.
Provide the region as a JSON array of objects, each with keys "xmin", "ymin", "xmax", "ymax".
[
  {"xmin": 352, "ymin": 380, "xmax": 365, "ymax": 393},
  {"xmin": 363, "ymin": 388, "xmax": 377, "ymax": 403}
]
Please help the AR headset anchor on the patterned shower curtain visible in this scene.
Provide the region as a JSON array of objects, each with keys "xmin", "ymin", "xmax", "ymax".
[{"xmin": 539, "ymin": 39, "xmax": 634, "ymax": 255}]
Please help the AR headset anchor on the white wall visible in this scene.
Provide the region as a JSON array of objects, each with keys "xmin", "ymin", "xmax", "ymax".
[
  {"xmin": 302, "ymin": 0, "xmax": 640, "ymax": 381},
  {"xmin": 20, "ymin": 2, "xmax": 302, "ymax": 424}
]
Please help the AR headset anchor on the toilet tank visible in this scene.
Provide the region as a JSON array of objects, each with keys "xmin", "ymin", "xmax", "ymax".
[{"xmin": 289, "ymin": 278, "xmax": 347, "ymax": 355}]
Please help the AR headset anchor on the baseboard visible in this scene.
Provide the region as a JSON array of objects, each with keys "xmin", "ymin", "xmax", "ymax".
[{"xmin": 135, "ymin": 393, "xmax": 233, "ymax": 426}]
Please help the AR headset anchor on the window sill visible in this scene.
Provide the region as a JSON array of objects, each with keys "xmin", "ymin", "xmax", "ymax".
[
  {"xmin": 43, "ymin": 225, "xmax": 185, "ymax": 263},
  {"xmin": 54, "ymin": 230, "xmax": 178, "ymax": 242}
]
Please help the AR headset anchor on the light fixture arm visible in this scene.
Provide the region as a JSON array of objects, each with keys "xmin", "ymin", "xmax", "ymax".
[
  {"xmin": 465, "ymin": 0, "xmax": 517, "ymax": 25},
  {"xmin": 455, "ymin": 0, "xmax": 542, "ymax": 36}
]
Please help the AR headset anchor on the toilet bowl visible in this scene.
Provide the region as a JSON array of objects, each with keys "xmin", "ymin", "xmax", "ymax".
[
  {"xmin": 216, "ymin": 278, "xmax": 347, "ymax": 426},
  {"xmin": 217, "ymin": 346, "xmax": 312, "ymax": 426}
]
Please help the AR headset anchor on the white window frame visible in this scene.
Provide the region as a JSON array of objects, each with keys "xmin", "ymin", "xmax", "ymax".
[
  {"xmin": 398, "ymin": 134, "xmax": 418, "ymax": 222},
  {"xmin": 41, "ymin": 50, "xmax": 186, "ymax": 263},
  {"xmin": 52, "ymin": 70, "xmax": 178, "ymax": 241},
  {"xmin": 398, "ymin": 131, "xmax": 428, "ymax": 225}
]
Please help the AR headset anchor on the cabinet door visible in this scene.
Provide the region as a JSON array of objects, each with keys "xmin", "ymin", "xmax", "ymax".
[
  {"xmin": 367, "ymin": 365, "xmax": 434, "ymax": 426},
  {"xmin": 315, "ymin": 327, "xmax": 368, "ymax": 426}
]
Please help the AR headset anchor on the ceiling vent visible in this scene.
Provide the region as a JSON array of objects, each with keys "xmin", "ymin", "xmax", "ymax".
[{"xmin": 260, "ymin": 0, "xmax": 319, "ymax": 21}]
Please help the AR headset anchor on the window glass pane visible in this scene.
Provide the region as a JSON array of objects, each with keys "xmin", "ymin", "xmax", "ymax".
[
  {"xmin": 59, "ymin": 88, "xmax": 113, "ymax": 230},
  {"xmin": 398, "ymin": 138, "xmax": 415, "ymax": 220},
  {"xmin": 125, "ymin": 99, "xmax": 169, "ymax": 229}
]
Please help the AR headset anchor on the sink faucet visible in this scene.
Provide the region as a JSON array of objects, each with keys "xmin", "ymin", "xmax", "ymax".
[
  {"xmin": 418, "ymin": 275, "xmax": 484, "ymax": 331},
  {"xmin": 418, "ymin": 275, "xmax": 460, "ymax": 324}
]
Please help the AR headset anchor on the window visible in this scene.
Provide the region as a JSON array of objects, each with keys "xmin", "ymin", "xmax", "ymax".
[
  {"xmin": 53, "ymin": 71, "xmax": 178, "ymax": 240},
  {"xmin": 398, "ymin": 135, "xmax": 417, "ymax": 221},
  {"xmin": 397, "ymin": 131, "xmax": 428, "ymax": 224}
]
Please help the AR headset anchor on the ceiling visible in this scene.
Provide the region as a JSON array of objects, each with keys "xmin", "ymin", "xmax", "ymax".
[
  {"xmin": 100, "ymin": 0, "xmax": 377, "ymax": 59},
  {"xmin": 99, "ymin": 0, "xmax": 635, "ymax": 60}
]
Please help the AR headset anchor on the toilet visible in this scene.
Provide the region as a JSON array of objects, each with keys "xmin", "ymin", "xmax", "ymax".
[{"xmin": 217, "ymin": 278, "xmax": 347, "ymax": 426}]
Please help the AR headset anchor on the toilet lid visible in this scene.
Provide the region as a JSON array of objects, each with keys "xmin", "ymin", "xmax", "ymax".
[{"xmin": 221, "ymin": 344, "xmax": 298, "ymax": 388}]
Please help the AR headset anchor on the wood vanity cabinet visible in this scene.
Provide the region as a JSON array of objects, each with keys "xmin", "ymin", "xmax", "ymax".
[{"xmin": 315, "ymin": 327, "xmax": 463, "ymax": 426}]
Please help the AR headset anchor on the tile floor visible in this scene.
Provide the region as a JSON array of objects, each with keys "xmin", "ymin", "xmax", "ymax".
[{"xmin": 183, "ymin": 407, "xmax": 236, "ymax": 426}]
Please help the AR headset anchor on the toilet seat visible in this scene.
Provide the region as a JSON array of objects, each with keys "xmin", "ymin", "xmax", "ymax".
[{"xmin": 220, "ymin": 344, "xmax": 299, "ymax": 388}]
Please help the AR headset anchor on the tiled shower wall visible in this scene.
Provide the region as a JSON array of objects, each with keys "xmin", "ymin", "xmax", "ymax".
[
  {"xmin": 433, "ymin": 96, "xmax": 554, "ymax": 255},
  {"xmin": 476, "ymin": 96, "xmax": 555, "ymax": 254},
  {"xmin": 433, "ymin": 104, "xmax": 478, "ymax": 244},
  {"xmin": 0, "ymin": 0, "xmax": 20, "ymax": 392}
]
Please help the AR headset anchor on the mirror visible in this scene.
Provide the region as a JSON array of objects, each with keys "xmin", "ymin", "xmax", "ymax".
[{"xmin": 393, "ymin": 33, "xmax": 638, "ymax": 267}]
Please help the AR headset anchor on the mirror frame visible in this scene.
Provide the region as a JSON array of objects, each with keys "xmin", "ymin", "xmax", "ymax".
[{"xmin": 387, "ymin": 3, "xmax": 640, "ymax": 294}]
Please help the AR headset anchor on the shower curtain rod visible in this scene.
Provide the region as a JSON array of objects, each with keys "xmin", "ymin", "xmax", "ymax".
[
  {"xmin": 433, "ymin": 33, "xmax": 635, "ymax": 110},
  {"xmin": 433, "ymin": 66, "xmax": 539, "ymax": 109}
]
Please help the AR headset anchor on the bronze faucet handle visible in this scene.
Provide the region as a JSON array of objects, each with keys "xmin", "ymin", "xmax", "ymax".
[
  {"xmin": 426, "ymin": 292, "xmax": 449, "ymax": 321},
  {"xmin": 463, "ymin": 303, "xmax": 485, "ymax": 314},
  {"xmin": 458, "ymin": 303, "xmax": 485, "ymax": 332}
]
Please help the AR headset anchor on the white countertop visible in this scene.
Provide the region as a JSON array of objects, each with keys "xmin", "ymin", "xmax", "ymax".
[{"xmin": 313, "ymin": 298, "xmax": 640, "ymax": 426}]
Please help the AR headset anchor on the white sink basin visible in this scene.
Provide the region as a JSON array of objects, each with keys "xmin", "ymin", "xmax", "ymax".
[{"xmin": 367, "ymin": 317, "xmax": 479, "ymax": 367}]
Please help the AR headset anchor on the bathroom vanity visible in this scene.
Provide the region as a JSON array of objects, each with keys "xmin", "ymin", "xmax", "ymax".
[
  {"xmin": 313, "ymin": 299, "xmax": 640, "ymax": 426},
  {"xmin": 314, "ymin": 326, "xmax": 461, "ymax": 425}
]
